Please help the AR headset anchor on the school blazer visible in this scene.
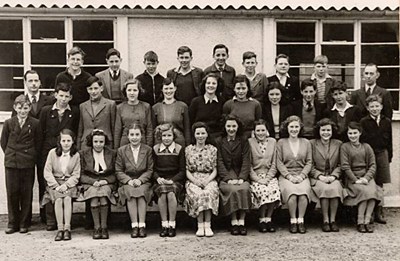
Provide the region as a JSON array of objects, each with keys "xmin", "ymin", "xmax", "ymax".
[
  {"xmin": 262, "ymin": 103, "xmax": 293, "ymax": 139},
  {"xmin": 39, "ymin": 104, "xmax": 80, "ymax": 156},
  {"xmin": 95, "ymin": 69, "xmax": 134, "ymax": 100},
  {"xmin": 267, "ymin": 74, "xmax": 301, "ymax": 105},
  {"xmin": 309, "ymin": 139, "xmax": 342, "ymax": 185},
  {"xmin": 1, "ymin": 116, "xmax": 42, "ymax": 169},
  {"xmin": 115, "ymin": 144, "xmax": 153, "ymax": 185},
  {"xmin": 11, "ymin": 93, "xmax": 53, "ymax": 119},
  {"xmin": 166, "ymin": 67, "xmax": 204, "ymax": 97},
  {"xmin": 350, "ymin": 85, "xmax": 393, "ymax": 119},
  {"xmin": 215, "ymin": 137, "xmax": 251, "ymax": 182},
  {"xmin": 77, "ymin": 97, "xmax": 116, "ymax": 149},
  {"xmin": 80, "ymin": 147, "xmax": 117, "ymax": 185}
]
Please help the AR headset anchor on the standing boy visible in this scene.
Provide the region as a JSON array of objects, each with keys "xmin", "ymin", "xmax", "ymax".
[
  {"xmin": 55, "ymin": 46, "xmax": 92, "ymax": 106},
  {"xmin": 38, "ymin": 82, "xmax": 80, "ymax": 230},
  {"xmin": 136, "ymin": 51, "xmax": 165, "ymax": 106},
  {"xmin": 96, "ymin": 48, "xmax": 134, "ymax": 104},
  {"xmin": 267, "ymin": 54, "xmax": 301, "ymax": 105},
  {"xmin": 167, "ymin": 46, "xmax": 204, "ymax": 106},
  {"xmin": 204, "ymin": 44, "xmax": 236, "ymax": 100},
  {"xmin": 1, "ymin": 95, "xmax": 42, "ymax": 234},
  {"xmin": 360, "ymin": 94, "xmax": 392, "ymax": 224}
]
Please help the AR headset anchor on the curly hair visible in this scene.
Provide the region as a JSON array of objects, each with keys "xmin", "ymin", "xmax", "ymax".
[
  {"xmin": 85, "ymin": 129, "xmax": 109, "ymax": 148},
  {"xmin": 279, "ymin": 115, "xmax": 304, "ymax": 138},
  {"xmin": 154, "ymin": 123, "xmax": 178, "ymax": 142},
  {"xmin": 55, "ymin": 129, "xmax": 78, "ymax": 156},
  {"xmin": 314, "ymin": 118, "xmax": 338, "ymax": 139},
  {"xmin": 199, "ymin": 73, "xmax": 224, "ymax": 96}
]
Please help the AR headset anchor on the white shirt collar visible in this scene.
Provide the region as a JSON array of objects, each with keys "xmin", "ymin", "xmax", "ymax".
[
  {"xmin": 365, "ymin": 84, "xmax": 376, "ymax": 93},
  {"xmin": 310, "ymin": 73, "xmax": 332, "ymax": 81},
  {"xmin": 276, "ymin": 73, "xmax": 290, "ymax": 79},
  {"xmin": 244, "ymin": 72, "xmax": 258, "ymax": 81},
  {"xmin": 62, "ymin": 151, "xmax": 70, "ymax": 157},
  {"xmin": 28, "ymin": 92, "xmax": 39, "ymax": 102},
  {"xmin": 52, "ymin": 102, "xmax": 71, "ymax": 111},
  {"xmin": 109, "ymin": 68, "xmax": 120, "ymax": 76},
  {"xmin": 174, "ymin": 66, "xmax": 195, "ymax": 75},
  {"xmin": 233, "ymin": 96, "xmax": 253, "ymax": 101},
  {"xmin": 331, "ymin": 101, "xmax": 353, "ymax": 112},
  {"xmin": 204, "ymin": 94, "xmax": 219, "ymax": 104},
  {"xmin": 159, "ymin": 142, "xmax": 176, "ymax": 153}
]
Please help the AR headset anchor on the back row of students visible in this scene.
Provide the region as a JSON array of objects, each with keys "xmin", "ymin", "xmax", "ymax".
[{"xmin": 2, "ymin": 45, "xmax": 392, "ymax": 237}]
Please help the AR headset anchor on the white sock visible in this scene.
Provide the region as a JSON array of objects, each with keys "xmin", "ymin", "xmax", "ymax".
[
  {"xmin": 169, "ymin": 221, "xmax": 176, "ymax": 228},
  {"xmin": 297, "ymin": 218, "xmax": 304, "ymax": 223},
  {"xmin": 259, "ymin": 217, "xmax": 266, "ymax": 223},
  {"xmin": 231, "ymin": 219, "xmax": 239, "ymax": 226},
  {"xmin": 161, "ymin": 221, "xmax": 168, "ymax": 228},
  {"xmin": 238, "ymin": 219, "xmax": 245, "ymax": 226},
  {"xmin": 138, "ymin": 222, "xmax": 146, "ymax": 228},
  {"xmin": 131, "ymin": 222, "xmax": 139, "ymax": 228},
  {"xmin": 290, "ymin": 218, "xmax": 297, "ymax": 224},
  {"xmin": 265, "ymin": 217, "xmax": 272, "ymax": 223}
]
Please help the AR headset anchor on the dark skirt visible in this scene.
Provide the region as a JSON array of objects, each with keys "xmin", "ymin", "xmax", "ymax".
[
  {"xmin": 153, "ymin": 182, "xmax": 183, "ymax": 202},
  {"xmin": 77, "ymin": 184, "xmax": 117, "ymax": 205},
  {"xmin": 118, "ymin": 183, "xmax": 152, "ymax": 205},
  {"xmin": 219, "ymin": 181, "xmax": 252, "ymax": 216},
  {"xmin": 375, "ymin": 150, "xmax": 391, "ymax": 186}
]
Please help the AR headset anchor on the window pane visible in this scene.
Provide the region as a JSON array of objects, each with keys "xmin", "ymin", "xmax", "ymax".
[
  {"xmin": 389, "ymin": 91, "xmax": 399, "ymax": 111},
  {"xmin": 32, "ymin": 67, "xmax": 66, "ymax": 89},
  {"xmin": 76, "ymin": 43, "xmax": 113, "ymax": 64},
  {"xmin": 0, "ymin": 20, "xmax": 22, "ymax": 40},
  {"xmin": 362, "ymin": 23, "xmax": 399, "ymax": 43},
  {"xmin": 31, "ymin": 44, "xmax": 66, "ymax": 65},
  {"xmin": 84, "ymin": 66, "xmax": 108, "ymax": 77},
  {"xmin": 0, "ymin": 67, "xmax": 24, "ymax": 89},
  {"xmin": 0, "ymin": 91, "xmax": 25, "ymax": 111},
  {"xmin": 277, "ymin": 22, "xmax": 315, "ymax": 42},
  {"xmin": 361, "ymin": 45, "xmax": 399, "ymax": 65},
  {"xmin": 322, "ymin": 45, "xmax": 354, "ymax": 64},
  {"xmin": 372, "ymin": 68, "xmax": 399, "ymax": 89},
  {"xmin": 0, "ymin": 43, "xmax": 23, "ymax": 64},
  {"xmin": 73, "ymin": 20, "xmax": 113, "ymax": 40},
  {"xmin": 277, "ymin": 45, "xmax": 315, "ymax": 65},
  {"xmin": 323, "ymin": 23, "xmax": 353, "ymax": 42},
  {"xmin": 330, "ymin": 67, "xmax": 355, "ymax": 89},
  {"xmin": 31, "ymin": 20, "xmax": 65, "ymax": 40}
]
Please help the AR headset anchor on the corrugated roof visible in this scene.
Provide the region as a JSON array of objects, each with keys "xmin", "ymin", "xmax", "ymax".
[{"xmin": 2, "ymin": 0, "xmax": 399, "ymax": 11}]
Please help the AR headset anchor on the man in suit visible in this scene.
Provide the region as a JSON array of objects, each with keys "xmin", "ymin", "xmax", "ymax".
[
  {"xmin": 12, "ymin": 70, "xmax": 52, "ymax": 119},
  {"xmin": 350, "ymin": 63, "xmax": 393, "ymax": 119},
  {"xmin": 96, "ymin": 48, "xmax": 134, "ymax": 104},
  {"xmin": 1, "ymin": 95, "xmax": 42, "ymax": 234},
  {"xmin": 167, "ymin": 46, "xmax": 204, "ymax": 106}
]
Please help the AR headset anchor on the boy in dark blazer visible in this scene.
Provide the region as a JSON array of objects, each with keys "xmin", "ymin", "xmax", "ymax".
[
  {"xmin": 1, "ymin": 95, "xmax": 42, "ymax": 234},
  {"xmin": 38, "ymin": 82, "xmax": 79, "ymax": 230}
]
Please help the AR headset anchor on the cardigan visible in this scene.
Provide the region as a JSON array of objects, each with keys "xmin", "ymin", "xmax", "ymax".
[
  {"xmin": 115, "ymin": 144, "xmax": 153, "ymax": 185},
  {"xmin": 248, "ymin": 137, "xmax": 277, "ymax": 181},
  {"xmin": 276, "ymin": 138, "xmax": 312, "ymax": 178},
  {"xmin": 153, "ymin": 143, "xmax": 185, "ymax": 182},
  {"xmin": 43, "ymin": 148, "xmax": 81, "ymax": 189},
  {"xmin": 262, "ymin": 102, "xmax": 293, "ymax": 139},
  {"xmin": 136, "ymin": 70, "xmax": 165, "ymax": 106},
  {"xmin": 80, "ymin": 147, "xmax": 117, "ymax": 185}
]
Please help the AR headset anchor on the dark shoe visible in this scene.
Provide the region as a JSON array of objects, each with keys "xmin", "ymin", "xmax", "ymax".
[
  {"xmin": 330, "ymin": 222, "xmax": 339, "ymax": 232},
  {"xmin": 258, "ymin": 222, "xmax": 267, "ymax": 233},
  {"xmin": 365, "ymin": 223, "xmax": 374, "ymax": 233},
  {"xmin": 289, "ymin": 223, "xmax": 298, "ymax": 233},
  {"xmin": 357, "ymin": 224, "xmax": 367, "ymax": 233},
  {"xmin": 131, "ymin": 227, "xmax": 139, "ymax": 238},
  {"xmin": 93, "ymin": 228, "xmax": 102, "ymax": 239},
  {"xmin": 322, "ymin": 222, "xmax": 331, "ymax": 232},
  {"xmin": 375, "ymin": 206, "xmax": 387, "ymax": 224},
  {"xmin": 159, "ymin": 227, "xmax": 168, "ymax": 237},
  {"xmin": 101, "ymin": 228, "xmax": 109, "ymax": 239},
  {"xmin": 298, "ymin": 223, "xmax": 306, "ymax": 234},
  {"xmin": 138, "ymin": 227, "xmax": 146, "ymax": 238},
  {"xmin": 231, "ymin": 225, "xmax": 240, "ymax": 236},
  {"xmin": 239, "ymin": 225, "xmax": 247, "ymax": 236},
  {"xmin": 19, "ymin": 228, "xmax": 28, "ymax": 234},
  {"xmin": 265, "ymin": 222, "xmax": 276, "ymax": 233},
  {"xmin": 168, "ymin": 227, "xmax": 176, "ymax": 237},
  {"xmin": 46, "ymin": 225, "xmax": 57, "ymax": 231},
  {"xmin": 5, "ymin": 228, "xmax": 17, "ymax": 234},
  {"xmin": 54, "ymin": 230, "xmax": 64, "ymax": 241},
  {"xmin": 63, "ymin": 230, "xmax": 71, "ymax": 240}
]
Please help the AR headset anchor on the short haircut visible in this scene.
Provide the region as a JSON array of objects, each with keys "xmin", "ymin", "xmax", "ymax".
[
  {"xmin": 55, "ymin": 82, "xmax": 72, "ymax": 93},
  {"xmin": 191, "ymin": 121, "xmax": 212, "ymax": 145},
  {"xmin": 86, "ymin": 76, "xmax": 102, "ymax": 88},
  {"xmin": 233, "ymin": 74, "xmax": 253, "ymax": 98},
  {"xmin": 162, "ymin": 77, "xmax": 174, "ymax": 86},
  {"xmin": 155, "ymin": 123, "xmax": 178, "ymax": 141},
  {"xmin": 23, "ymin": 70, "xmax": 39, "ymax": 81},
  {"xmin": 314, "ymin": 55, "xmax": 328, "ymax": 64},
  {"xmin": 14, "ymin": 94, "xmax": 31, "ymax": 107},
  {"xmin": 213, "ymin": 44, "xmax": 229, "ymax": 55},
  {"xmin": 280, "ymin": 115, "xmax": 304, "ymax": 138},
  {"xmin": 314, "ymin": 118, "xmax": 338, "ymax": 139},
  {"xmin": 330, "ymin": 81, "xmax": 347, "ymax": 93},
  {"xmin": 106, "ymin": 48, "xmax": 121, "ymax": 59},
  {"xmin": 267, "ymin": 81, "xmax": 284, "ymax": 94},
  {"xmin": 86, "ymin": 129, "xmax": 110, "ymax": 148},
  {"xmin": 253, "ymin": 119, "xmax": 271, "ymax": 137},
  {"xmin": 366, "ymin": 94, "xmax": 383, "ymax": 105},
  {"xmin": 365, "ymin": 63, "xmax": 379, "ymax": 72},
  {"xmin": 275, "ymin": 54, "xmax": 289, "ymax": 64},
  {"xmin": 127, "ymin": 122, "xmax": 144, "ymax": 135},
  {"xmin": 347, "ymin": 121, "xmax": 363, "ymax": 133},
  {"xmin": 199, "ymin": 73, "xmax": 224, "ymax": 96},
  {"xmin": 56, "ymin": 129, "xmax": 78, "ymax": 157},
  {"xmin": 301, "ymin": 79, "xmax": 317, "ymax": 91},
  {"xmin": 122, "ymin": 79, "xmax": 143, "ymax": 97},
  {"xmin": 177, "ymin": 46, "xmax": 192, "ymax": 56},
  {"xmin": 242, "ymin": 51, "xmax": 257, "ymax": 62},
  {"xmin": 160, "ymin": 78, "xmax": 176, "ymax": 100},
  {"xmin": 68, "ymin": 46, "xmax": 85, "ymax": 58},
  {"xmin": 143, "ymin": 51, "xmax": 159, "ymax": 62},
  {"xmin": 221, "ymin": 114, "xmax": 244, "ymax": 137}
]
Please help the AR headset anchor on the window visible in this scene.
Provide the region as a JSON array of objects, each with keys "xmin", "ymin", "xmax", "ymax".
[{"xmin": 276, "ymin": 20, "xmax": 399, "ymax": 110}]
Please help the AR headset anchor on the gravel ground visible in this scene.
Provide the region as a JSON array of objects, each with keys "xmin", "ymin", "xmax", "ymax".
[{"xmin": 1, "ymin": 209, "xmax": 399, "ymax": 261}]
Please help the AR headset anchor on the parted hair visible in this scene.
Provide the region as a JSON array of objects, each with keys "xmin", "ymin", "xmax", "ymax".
[
  {"xmin": 365, "ymin": 94, "xmax": 383, "ymax": 105},
  {"xmin": 347, "ymin": 121, "xmax": 363, "ymax": 133},
  {"xmin": 68, "ymin": 46, "xmax": 85, "ymax": 58},
  {"xmin": 122, "ymin": 79, "xmax": 144, "ymax": 98},
  {"xmin": 85, "ymin": 129, "xmax": 110, "ymax": 148},
  {"xmin": 155, "ymin": 123, "xmax": 178, "ymax": 141},
  {"xmin": 127, "ymin": 122, "xmax": 144, "ymax": 135},
  {"xmin": 13, "ymin": 94, "xmax": 31, "ymax": 107},
  {"xmin": 56, "ymin": 129, "xmax": 78, "ymax": 157}
]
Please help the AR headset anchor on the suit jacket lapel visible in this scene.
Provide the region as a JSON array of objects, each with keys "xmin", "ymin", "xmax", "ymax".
[
  {"xmin": 83, "ymin": 101, "xmax": 94, "ymax": 118},
  {"xmin": 125, "ymin": 145, "xmax": 137, "ymax": 167},
  {"xmin": 104, "ymin": 71, "xmax": 112, "ymax": 98},
  {"xmin": 315, "ymin": 140, "xmax": 327, "ymax": 162},
  {"xmin": 360, "ymin": 88, "xmax": 367, "ymax": 108},
  {"xmin": 93, "ymin": 98, "xmax": 107, "ymax": 118},
  {"xmin": 136, "ymin": 146, "xmax": 146, "ymax": 167},
  {"xmin": 104, "ymin": 148, "xmax": 114, "ymax": 169}
]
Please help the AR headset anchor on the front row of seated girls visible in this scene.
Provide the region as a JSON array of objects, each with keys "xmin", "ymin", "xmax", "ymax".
[{"xmin": 39, "ymin": 116, "xmax": 383, "ymax": 241}]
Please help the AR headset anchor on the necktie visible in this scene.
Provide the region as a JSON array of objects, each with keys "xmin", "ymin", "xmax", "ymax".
[
  {"xmin": 31, "ymin": 95, "xmax": 38, "ymax": 112},
  {"xmin": 112, "ymin": 71, "xmax": 118, "ymax": 80},
  {"xmin": 306, "ymin": 101, "xmax": 313, "ymax": 112},
  {"xmin": 19, "ymin": 119, "xmax": 24, "ymax": 128},
  {"xmin": 218, "ymin": 67, "xmax": 223, "ymax": 77},
  {"xmin": 366, "ymin": 88, "xmax": 372, "ymax": 97}
]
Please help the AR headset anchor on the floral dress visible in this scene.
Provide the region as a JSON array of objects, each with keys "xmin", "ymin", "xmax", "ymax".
[{"xmin": 183, "ymin": 144, "xmax": 219, "ymax": 217}]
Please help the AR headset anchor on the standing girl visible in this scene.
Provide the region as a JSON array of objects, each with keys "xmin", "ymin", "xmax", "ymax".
[
  {"xmin": 153, "ymin": 124, "xmax": 186, "ymax": 237},
  {"xmin": 43, "ymin": 129, "xmax": 80, "ymax": 241},
  {"xmin": 116, "ymin": 123, "xmax": 153, "ymax": 238}
]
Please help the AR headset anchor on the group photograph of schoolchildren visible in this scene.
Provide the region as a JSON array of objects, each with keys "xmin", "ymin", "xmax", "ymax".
[{"xmin": 1, "ymin": 41, "xmax": 395, "ymax": 246}]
